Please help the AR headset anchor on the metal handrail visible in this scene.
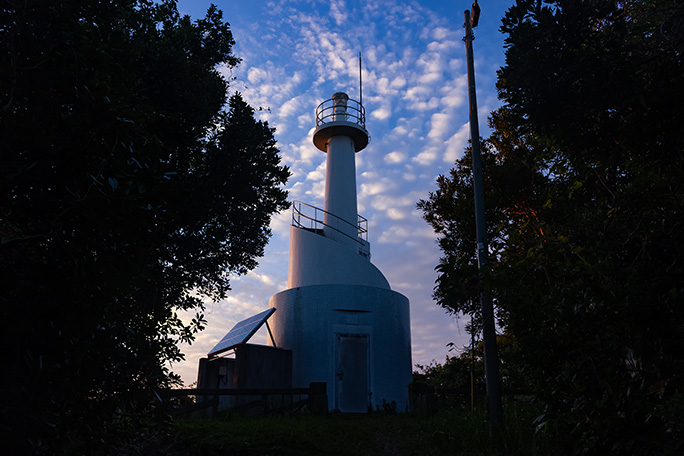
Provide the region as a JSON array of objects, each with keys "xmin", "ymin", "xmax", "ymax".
[
  {"xmin": 315, "ymin": 97, "xmax": 366, "ymax": 129},
  {"xmin": 292, "ymin": 200, "xmax": 368, "ymax": 244}
]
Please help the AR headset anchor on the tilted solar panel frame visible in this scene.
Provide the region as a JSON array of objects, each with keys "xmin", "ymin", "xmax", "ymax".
[{"xmin": 207, "ymin": 307, "xmax": 276, "ymax": 357}]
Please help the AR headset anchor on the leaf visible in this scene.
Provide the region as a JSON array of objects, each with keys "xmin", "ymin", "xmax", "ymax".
[{"xmin": 108, "ymin": 177, "xmax": 118, "ymax": 190}]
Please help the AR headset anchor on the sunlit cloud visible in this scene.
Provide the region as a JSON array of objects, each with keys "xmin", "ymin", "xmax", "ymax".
[
  {"xmin": 440, "ymin": 75, "xmax": 468, "ymax": 108},
  {"xmin": 246, "ymin": 270, "xmax": 275, "ymax": 287},
  {"xmin": 404, "ymin": 85, "xmax": 432, "ymax": 106},
  {"xmin": 390, "ymin": 75, "xmax": 406, "ymax": 89},
  {"xmin": 444, "ymin": 122, "xmax": 470, "ymax": 162},
  {"xmin": 427, "ymin": 112, "xmax": 450, "ymax": 140},
  {"xmin": 371, "ymin": 105, "xmax": 392, "ymax": 120},
  {"xmin": 384, "ymin": 150, "xmax": 407, "ymax": 164},
  {"xmin": 386, "ymin": 207, "xmax": 406, "ymax": 220},
  {"xmin": 305, "ymin": 163, "xmax": 326, "ymax": 182},
  {"xmin": 377, "ymin": 223, "xmax": 435, "ymax": 244},
  {"xmin": 370, "ymin": 194, "xmax": 413, "ymax": 212},
  {"xmin": 412, "ymin": 146, "xmax": 439, "ymax": 165},
  {"xmin": 330, "ymin": 0, "xmax": 349, "ymax": 26},
  {"xmin": 360, "ymin": 180, "xmax": 395, "ymax": 196},
  {"xmin": 247, "ymin": 66, "xmax": 268, "ymax": 84}
]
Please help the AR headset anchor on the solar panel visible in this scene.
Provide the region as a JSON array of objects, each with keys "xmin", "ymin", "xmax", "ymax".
[{"xmin": 207, "ymin": 307, "xmax": 276, "ymax": 357}]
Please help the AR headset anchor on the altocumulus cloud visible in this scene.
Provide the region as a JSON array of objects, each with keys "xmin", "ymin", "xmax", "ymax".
[{"xmin": 172, "ymin": 0, "xmax": 508, "ymax": 385}]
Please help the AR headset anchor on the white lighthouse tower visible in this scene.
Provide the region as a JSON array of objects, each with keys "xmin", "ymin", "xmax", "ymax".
[{"xmin": 268, "ymin": 92, "xmax": 412, "ymax": 412}]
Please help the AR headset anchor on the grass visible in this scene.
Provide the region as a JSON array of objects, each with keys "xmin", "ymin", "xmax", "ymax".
[{"xmin": 157, "ymin": 405, "xmax": 549, "ymax": 456}]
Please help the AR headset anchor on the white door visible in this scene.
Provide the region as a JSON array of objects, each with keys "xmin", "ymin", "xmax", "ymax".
[{"xmin": 335, "ymin": 334, "xmax": 369, "ymax": 413}]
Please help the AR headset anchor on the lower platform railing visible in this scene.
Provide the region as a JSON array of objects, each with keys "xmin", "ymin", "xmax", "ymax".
[{"xmin": 291, "ymin": 200, "xmax": 368, "ymax": 245}]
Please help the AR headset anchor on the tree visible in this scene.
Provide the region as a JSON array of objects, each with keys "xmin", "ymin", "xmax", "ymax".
[
  {"xmin": 420, "ymin": 0, "xmax": 684, "ymax": 453},
  {"xmin": 414, "ymin": 329, "xmax": 526, "ymax": 409},
  {"xmin": 0, "ymin": 1, "xmax": 289, "ymax": 452}
]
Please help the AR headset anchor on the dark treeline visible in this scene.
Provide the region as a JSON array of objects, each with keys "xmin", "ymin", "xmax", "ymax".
[
  {"xmin": 1, "ymin": 1, "xmax": 289, "ymax": 453},
  {"xmin": 419, "ymin": 1, "xmax": 684, "ymax": 454}
]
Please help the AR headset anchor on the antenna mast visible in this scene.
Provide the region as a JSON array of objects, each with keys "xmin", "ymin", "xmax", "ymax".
[{"xmin": 359, "ymin": 52, "xmax": 363, "ymax": 107}]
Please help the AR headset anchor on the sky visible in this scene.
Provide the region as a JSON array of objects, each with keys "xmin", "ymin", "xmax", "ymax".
[{"xmin": 172, "ymin": 0, "xmax": 514, "ymax": 386}]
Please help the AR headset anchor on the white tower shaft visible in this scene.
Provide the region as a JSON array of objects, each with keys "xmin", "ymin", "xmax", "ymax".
[
  {"xmin": 324, "ymin": 135, "xmax": 358, "ymax": 242},
  {"xmin": 312, "ymin": 92, "xmax": 369, "ymax": 247}
]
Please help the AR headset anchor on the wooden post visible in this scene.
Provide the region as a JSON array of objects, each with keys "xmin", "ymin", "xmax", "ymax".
[{"xmin": 309, "ymin": 382, "xmax": 328, "ymax": 415}]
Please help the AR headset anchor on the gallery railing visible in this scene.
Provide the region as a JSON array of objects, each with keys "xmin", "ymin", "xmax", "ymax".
[
  {"xmin": 315, "ymin": 96, "xmax": 366, "ymax": 129},
  {"xmin": 291, "ymin": 200, "xmax": 368, "ymax": 245}
]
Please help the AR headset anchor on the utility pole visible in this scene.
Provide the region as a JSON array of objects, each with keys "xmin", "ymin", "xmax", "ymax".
[
  {"xmin": 470, "ymin": 326, "xmax": 475, "ymax": 412},
  {"xmin": 463, "ymin": 0, "xmax": 503, "ymax": 446}
]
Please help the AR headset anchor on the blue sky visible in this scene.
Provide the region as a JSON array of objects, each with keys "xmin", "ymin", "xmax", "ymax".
[{"xmin": 172, "ymin": 0, "xmax": 514, "ymax": 385}]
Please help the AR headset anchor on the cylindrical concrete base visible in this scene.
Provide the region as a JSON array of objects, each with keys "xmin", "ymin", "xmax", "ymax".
[{"xmin": 269, "ymin": 284, "xmax": 412, "ymax": 413}]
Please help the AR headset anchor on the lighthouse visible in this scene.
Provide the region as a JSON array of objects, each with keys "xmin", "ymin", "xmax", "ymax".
[{"xmin": 268, "ymin": 92, "xmax": 412, "ymax": 413}]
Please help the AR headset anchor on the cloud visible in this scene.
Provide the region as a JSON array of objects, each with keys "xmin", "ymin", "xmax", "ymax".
[
  {"xmin": 412, "ymin": 146, "xmax": 439, "ymax": 166},
  {"xmin": 444, "ymin": 122, "xmax": 470, "ymax": 162},
  {"xmin": 431, "ymin": 27, "xmax": 451, "ymax": 41},
  {"xmin": 371, "ymin": 105, "xmax": 391, "ymax": 120},
  {"xmin": 427, "ymin": 112, "xmax": 450, "ymax": 140},
  {"xmin": 390, "ymin": 76, "xmax": 406, "ymax": 89},
  {"xmin": 403, "ymin": 85, "xmax": 432, "ymax": 106},
  {"xmin": 359, "ymin": 181, "xmax": 387, "ymax": 196},
  {"xmin": 369, "ymin": 193, "xmax": 413, "ymax": 212},
  {"xmin": 245, "ymin": 270, "xmax": 275, "ymax": 287},
  {"xmin": 330, "ymin": 0, "xmax": 348, "ymax": 26},
  {"xmin": 270, "ymin": 208, "xmax": 293, "ymax": 240},
  {"xmin": 384, "ymin": 150, "xmax": 407, "ymax": 164},
  {"xmin": 247, "ymin": 67, "xmax": 269, "ymax": 84},
  {"xmin": 385, "ymin": 207, "xmax": 406, "ymax": 220},
  {"xmin": 439, "ymin": 74, "xmax": 468, "ymax": 108},
  {"xmin": 306, "ymin": 166, "xmax": 325, "ymax": 182},
  {"xmin": 279, "ymin": 97, "xmax": 304, "ymax": 120}
]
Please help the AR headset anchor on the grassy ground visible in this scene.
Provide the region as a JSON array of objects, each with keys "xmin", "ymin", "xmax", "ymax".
[{"xmin": 158, "ymin": 406, "xmax": 547, "ymax": 456}]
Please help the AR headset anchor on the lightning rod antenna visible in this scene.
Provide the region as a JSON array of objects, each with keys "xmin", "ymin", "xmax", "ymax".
[{"xmin": 359, "ymin": 52, "xmax": 363, "ymax": 108}]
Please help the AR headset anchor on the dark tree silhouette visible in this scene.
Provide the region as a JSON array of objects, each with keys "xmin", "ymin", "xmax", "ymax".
[
  {"xmin": 1, "ymin": 1, "xmax": 289, "ymax": 452},
  {"xmin": 420, "ymin": 1, "xmax": 684, "ymax": 453}
]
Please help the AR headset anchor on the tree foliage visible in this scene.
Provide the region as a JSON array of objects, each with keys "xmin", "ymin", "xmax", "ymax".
[
  {"xmin": 420, "ymin": 0, "xmax": 684, "ymax": 453},
  {"xmin": 414, "ymin": 329, "xmax": 527, "ymax": 406},
  {"xmin": 1, "ymin": 1, "xmax": 289, "ymax": 452}
]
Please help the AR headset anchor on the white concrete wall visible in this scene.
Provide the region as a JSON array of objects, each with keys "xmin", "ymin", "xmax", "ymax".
[
  {"xmin": 287, "ymin": 226, "xmax": 389, "ymax": 289},
  {"xmin": 268, "ymin": 284, "xmax": 412, "ymax": 412}
]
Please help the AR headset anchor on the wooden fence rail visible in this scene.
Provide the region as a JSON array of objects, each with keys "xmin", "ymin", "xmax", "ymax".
[
  {"xmin": 160, "ymin": 383, "xmax": 328, "ymax": 417},
  {"xmin": 161, "ymin": 387, "xmax": 313, "ymax": 397}
]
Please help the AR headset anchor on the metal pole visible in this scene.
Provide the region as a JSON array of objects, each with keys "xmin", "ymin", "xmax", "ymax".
[
  {"xmin": 463, "ymin": 3, "xmax": 503, "ymax": 444},
  {"xmin": 470, "ymin": 327, "xmax": 475, "ymax": 412},
  {"xmin": 359, "ymin": 52, "xmax": 363, "ymax": 108}
]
